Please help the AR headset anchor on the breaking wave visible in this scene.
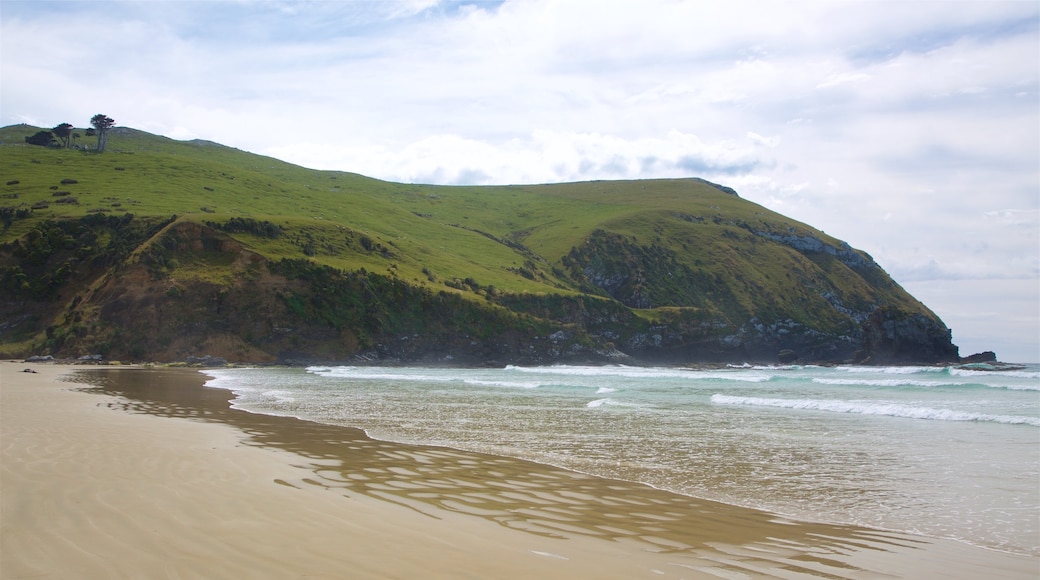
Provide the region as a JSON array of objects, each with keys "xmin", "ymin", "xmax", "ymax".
[{"xmin": 710, "ymin": 394, "xmax": 1040, "ymax": 426}]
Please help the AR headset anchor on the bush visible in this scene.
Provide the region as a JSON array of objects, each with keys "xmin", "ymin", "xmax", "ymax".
[
  {"xmin": 0, "ymin": 206, "xmax": 32, "ymax": 228},
  {"xmin": 25, "ymin": 131, "xmax": 55, "ymax": 147},
  {"xmin": 206, "ymin": 217, "xmax": 283, "ymax": 238}
]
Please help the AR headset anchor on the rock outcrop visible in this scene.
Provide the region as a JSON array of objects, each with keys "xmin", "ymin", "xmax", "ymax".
[{"xmin": 856, "ymin": 307, "xmax": 959, "ymax": 364}]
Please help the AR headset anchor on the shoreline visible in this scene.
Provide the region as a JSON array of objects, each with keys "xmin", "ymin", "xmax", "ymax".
[
  {"xmin": 206, "ymin": 367, "xmax": 1035, "ymax": 558},
  {"xmin": 19, "ymin": 354, "xmax": 1032, "ymax": 370},
  {"xmin": 3, "ymin": 361, "xmax": 1036, "ymax": 578}
]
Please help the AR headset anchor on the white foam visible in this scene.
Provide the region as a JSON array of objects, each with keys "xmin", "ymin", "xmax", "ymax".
[
  {"xmin": 586, "ymin": 398, "xmax": 615, "ymax": 408},
  {"xmin": 584, "ymin": 397, "xmax": 648, "ymax": 410},
  {"xmin": 596, "ymin": 386, "xmax": 617, "ymax": 394},
  {"xmin": 201, "ymin": 368, "xmax": 258, "ymax": 391},
  {"xmin": 466, "ymin": 364, "xmax": 780, "ymax": 383},
  {"xmin": 462, "ymin": 378, "xmax": 542, "ymax": 389},
  {"xmin": 992, "ymin": 383, "xmax": 1040, "ymax": 391},
  {"xmin": 693, "ymin": 372, "xmax": 774, "ymax": 383},
  {"xmin": 747, "ymin": 364, "xmax": 821, "ymax": 371},
  {"xmin": 261, "ymin": 389, "xmax": 296, "ymax": 403},
  {"xmin": 710, "ymin": 394, "xmax": 1040, "ymax": 426},
  {"xmin": 815, "ymin": 377, "xmax": 1040, "ymax": 391},
  {"xmin": 836, "ymin": 365, "xmax": 944, "ymax": 375},
  {"xmin": 951, "ymin": 368, "xmax": 1040, "ymax": 380},
  {"xmin": 507, "ymin": 364, "xmax": 685, "ymax": 379},
  {"xmin": 813, "ymin": 378, "xmax": 957, "ymax": 388},
  {"xmin": 306, "ymin": 366, "xmax": 453, "ymax": 383}
]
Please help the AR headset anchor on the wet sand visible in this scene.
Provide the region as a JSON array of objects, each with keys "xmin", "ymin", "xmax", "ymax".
[{"xmin": 2, "ymin": 362, "xmax": 1036, "ymax": 579}]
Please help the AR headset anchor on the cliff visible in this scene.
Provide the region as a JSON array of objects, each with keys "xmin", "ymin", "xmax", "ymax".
[{"xmin": 0, "ymin": 125, "xmax": 959, "ymax": 365}]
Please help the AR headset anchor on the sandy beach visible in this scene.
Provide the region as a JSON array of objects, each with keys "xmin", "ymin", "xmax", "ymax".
[{"xmin": 2, "ymin": 361, "xmax": 1036, "ymax": 579}]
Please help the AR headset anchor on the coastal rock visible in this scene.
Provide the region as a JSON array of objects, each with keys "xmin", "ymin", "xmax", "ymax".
[
  {"xmin": 753, "ymin": 230, "xmax": 878, "ymax": 271},
  {"xmin": 777, "ymin": 349, "xmax": 798, "ymax": 364},
  {"xmin": 857, "ymin": 307, "xmax": 959, "ymax": 364},
  {"xmin": 185, "ymin": 355, "xmax": 228, "ymax": 367},
  {"xmin": 960, "ymin": 351, "xmax": 998, "ymax": 364}
]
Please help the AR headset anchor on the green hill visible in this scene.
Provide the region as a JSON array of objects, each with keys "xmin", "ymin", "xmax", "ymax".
[{"xmin": 0, "ymin": 124, "xmax": 959, "ymax": 365}]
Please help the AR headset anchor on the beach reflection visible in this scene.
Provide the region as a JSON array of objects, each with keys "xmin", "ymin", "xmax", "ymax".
[{"xmin": 71, "ymin": 367, "xmax": 933, "ymax": 578}]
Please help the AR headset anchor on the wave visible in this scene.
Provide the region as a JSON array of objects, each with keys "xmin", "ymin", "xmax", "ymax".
[
  {"xmin": 836, "ymin": 365, "xmax": 947, "ymax": 375},
  {"xmin": 201, "ymin": 368, "xmax": 261, "ymax": 391},
  {"xmin": 814, "ymin": 378, "xmax": 957, "ymax": 388},
  {"xmin": 745, "ymin": 364, "xmax": 824, "ymax": 371},
  {"xmin": 462, "ymin": 378, "xmax": 543, "ymax": 389},
  {"xmin": 310, "ymin": 364, "xmax": 774, "ymax": 384},
  {"xmin": 815, "ymin": 378, "xmax": 1040, "ymax": 391},
  {"xmin": 506, "ymin": 364, "xmax": 686, "ymax": 379},
  {"xmin": 951, "ymin": 368, "xmax": 1040, "ymax": 380},
  {"xmin": 710, "ymin": 394, "xmax": 1040, "ymax": 426},
  {"xmin": 586, "ymin": 398, "xmax": 616, "ymax": 408},
  {"xmin": 585, "ymin": 397, "xmax": 644, "ymax": 409},
  {"xmin": 992, "ymin": 383, "xmax": 1040, "ymax": 391},
  {"xmin": 305, "ymin": 366, "xmax": 454, "ymax": 383},
  {"xmin": 834, "ymin": 364, "xmax": 1040, "ymax": 381},
  {"xmin": 694, "ymin": 373, "xmax": 775, "ymax": 383},
  {"xmin": 506, "ymin": 364, "xmax": 775, "ymax": 383}
]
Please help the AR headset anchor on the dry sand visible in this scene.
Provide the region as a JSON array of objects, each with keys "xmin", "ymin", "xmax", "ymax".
[{"xmin": 2, "ymin": 361, "xmax": 1036, "ymax": 579}]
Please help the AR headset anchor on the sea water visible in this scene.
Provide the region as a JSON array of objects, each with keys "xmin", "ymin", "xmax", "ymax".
[{"xmin": 202, "ymin": 363, "xmax": 1040, "ymax": 556}]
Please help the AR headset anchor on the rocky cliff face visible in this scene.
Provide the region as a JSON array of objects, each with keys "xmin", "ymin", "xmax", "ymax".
[
  {"xmin": 555, "ymin": 227, "xmax": 958, "ymax": 365},
  {"xmin": 857, "ymin": 307, "xmax": 960, "ymax": 364},
  {"xmin": 0, "ymin": 215, "xmax": 960, "ymax": 366}
]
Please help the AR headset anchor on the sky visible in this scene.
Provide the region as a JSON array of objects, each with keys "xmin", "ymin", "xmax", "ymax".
[{"xmin": 2, "ymin": 0, "xmax": 1038, "ymax": 362}]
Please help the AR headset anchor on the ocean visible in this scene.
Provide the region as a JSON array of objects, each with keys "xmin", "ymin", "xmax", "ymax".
[{"xmin": 202, "ymin": 363, "xmax": 1040, "ymax": 557}]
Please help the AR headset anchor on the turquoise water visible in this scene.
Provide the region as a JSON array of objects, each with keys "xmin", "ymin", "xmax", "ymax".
[{"xmin": 203, "ymin": 363, "xmax": 1040, "ymax": 556}]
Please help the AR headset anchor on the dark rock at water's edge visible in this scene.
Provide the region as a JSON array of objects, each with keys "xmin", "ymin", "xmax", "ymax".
[
  {"xmin": 185, "ymin": 355, "xmax": 229, "ymax": 367},
  {"xmin": 777, "ymin": 349, "xmax": 799, "ymax": 364},
  {"xmin": 960, "ymin": 351, "xmax": 998, "ymax": 364},
  {"xmin": 854, "ymin": 307, "xmax": 960, "ymax": 365}
]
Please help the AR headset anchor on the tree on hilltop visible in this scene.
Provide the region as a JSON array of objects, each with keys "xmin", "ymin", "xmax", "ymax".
[
  {"xmin": 52, "ymin": 123, "xmax": 74, "ymax": 149},
  {"xmin": 90, "ymin": 114, "xmax": 115, "ymax": 152}
]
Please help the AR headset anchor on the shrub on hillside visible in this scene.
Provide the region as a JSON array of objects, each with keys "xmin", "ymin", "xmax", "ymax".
[
  {"xmin": 25, "ymin": 131, "xmax": 56, "ymax": 147},
  {"xmin": 206, "ymin": 217, "xmax": 283, "ymax": 239}
]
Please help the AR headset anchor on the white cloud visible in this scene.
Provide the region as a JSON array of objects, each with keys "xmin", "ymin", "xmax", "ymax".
[
  {"xmin": 816, "ymin": 72, "xmax": 871, "ymax": 89},
  {"xmin": 2, "ymin": 0, "xmax": 1037, "ymax": 359},
  {"xmin": 266, "ymin": 129, "xmax": 770, "ymax": 185}
]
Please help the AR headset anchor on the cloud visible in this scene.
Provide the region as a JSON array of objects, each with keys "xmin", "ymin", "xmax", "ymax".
[
  {"xmin": 266, "ymin": 130, "xmax": 771, "ymax": 185},
  {"xmin": 1, "ymin": 0, "xmax": 1037, "ymax": 358},
  {"xmin": 816, "ymin": 72, "xmax": 871, "ymax": 89}
]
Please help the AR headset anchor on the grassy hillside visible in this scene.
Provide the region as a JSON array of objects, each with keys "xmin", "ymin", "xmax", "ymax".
[{"xmin": 0, "ymin": 125, "xmax": 957, "ymax": 364}]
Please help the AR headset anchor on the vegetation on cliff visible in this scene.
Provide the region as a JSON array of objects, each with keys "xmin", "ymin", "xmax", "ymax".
[{"xmin": 0, "ymin": 124, "xmax": 958, "ymax": 364}]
